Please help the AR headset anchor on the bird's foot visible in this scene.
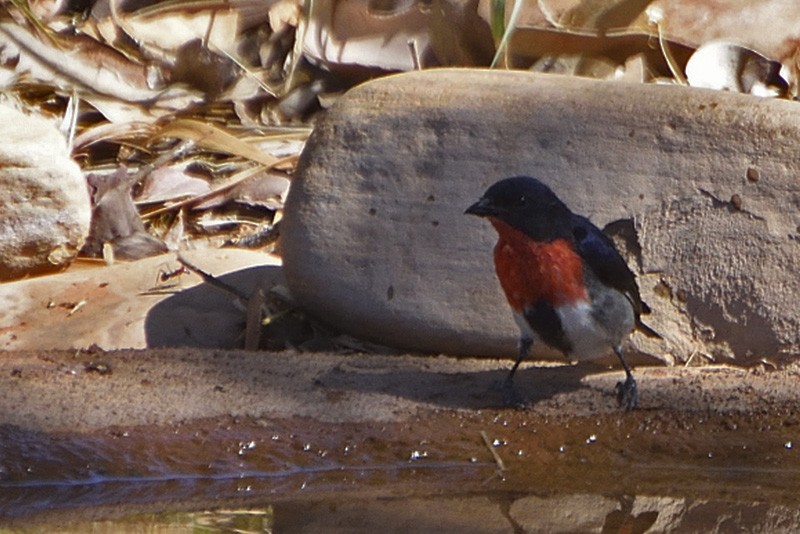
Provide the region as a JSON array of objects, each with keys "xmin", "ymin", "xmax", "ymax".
[
  {"xmin": 615, "ymin": 375, "xmax": 639, "ymax": 411},
  {"xmin": 492, "ymin": 378, "xmax": 529, "ymax": 409}
]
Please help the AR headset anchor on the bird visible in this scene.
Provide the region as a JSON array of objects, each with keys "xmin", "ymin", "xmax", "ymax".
[{"xmin": 466, "ymin": 176, "xmax": 657, "ymax": 410}]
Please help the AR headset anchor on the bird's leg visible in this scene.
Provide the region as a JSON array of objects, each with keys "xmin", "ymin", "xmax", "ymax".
[
  {"xmin": 498, "ymin": 337, "xmax": 532, "ymax": 407},
  {"xmin": 504, "ymin": 336, "xmax": 532, "ymax": 388},
  {"xmin": 613, "ymin": 345, "xmax": 638, "ymax": 410}
]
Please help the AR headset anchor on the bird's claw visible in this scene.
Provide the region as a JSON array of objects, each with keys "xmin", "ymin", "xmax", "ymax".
[
  {"xmin": 492, "ymin": 378, "xmax": 529, "ymax": 409},
  {"xmin": 615, "ymin": 376, "xmax": 639, "ymax": 411}
]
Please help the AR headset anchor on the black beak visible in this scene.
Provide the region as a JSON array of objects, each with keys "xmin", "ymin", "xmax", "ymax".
[{"xmin": 465, "ymin": 197, "xmax": 496, "ymax": 217}]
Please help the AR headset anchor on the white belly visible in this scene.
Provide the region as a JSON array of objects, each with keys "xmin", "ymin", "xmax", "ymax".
[
  {"xmin": 556, "ymin": 301, "xmax": 613, "ymax": 360},
  {"xmin": 513, "ymin": 301, "xmax": 613, "ymax": 361}
]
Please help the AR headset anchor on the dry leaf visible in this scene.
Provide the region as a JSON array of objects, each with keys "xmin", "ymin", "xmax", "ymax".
[
  {"xmin": 27, "ymin": 0, "xmax": 70, "ymax": 21},
  {"xmin": 304, "ymin": 0, "xmax": 433, "ymax": 71},
  {"xmin": 193, "ymin": 171, "xmax": 290, "ymax": 211},
  {"xmin": 429, "ymin": 0, "xmax": 494, "ymax": 67},
  {"xmin": 0, "ymin": 22, "xmax": 156, "ymax": 101},
  {"xmin": 101, "ymin": 2, "xmax": 240, "ymax": 57},
  {"xmin": 85, "ymin": 90, "xmax": 204, "ymax": 124},
  {"xmin": 510, "ymin": 27, "xmax": 694, "ymax": 79},
  {"xmin": 0, "ymin": 22, "xmax": 204, "ymax": 123},
  {"xmin": 269, "ymin": 0, "xmax": 301, "ymax": 33},
  {"xmin": 686, "ymin": 41, "xmax": 788, "ymax": 97},
  {"xmin": 84, "ymin": 168, "xmax": 168, "ymax": 260},
  {"xmin": 544, "ymin": 0, "xmax": 654, "ymax": 34},
  {"xmin": 171, "ymin": 39, "xmax": 239, "ymax": 97},
  {"xmin": 152, "ymin": 119, "xmax": 279, "ymax": 166},
  {"xmin": 136, "ymin": 163, "xmax": 212, "ymax": 204},
  {"xmin": 142, "ymin": 165, "xmax": 267, "ymax": 219},
  {"xmin": 73, "ymin": 121, "xmax": 153, "ymax": 151}
]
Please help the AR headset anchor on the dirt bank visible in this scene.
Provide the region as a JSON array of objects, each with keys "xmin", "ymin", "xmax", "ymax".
[
  {"xmin": 3, "ymin": 349, "xmax": 800, "ymax": 531},
  {"xmin": 1, "ymin": 349, "xmax": 796, "ymax": 431}
]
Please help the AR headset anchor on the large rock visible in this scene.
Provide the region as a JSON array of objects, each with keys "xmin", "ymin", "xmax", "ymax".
[
  {"xmin": 0, "ymin": 105, "xmax": 91, "ymax": 281},
  {"xmin": 281, "ymin": 69, "xmax": 800, "ymax": 364}
]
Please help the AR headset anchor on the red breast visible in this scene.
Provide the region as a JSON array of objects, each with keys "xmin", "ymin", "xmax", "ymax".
[{"xmin": 490, "ymin": 218, "xmax": 588, "ymax": 312}]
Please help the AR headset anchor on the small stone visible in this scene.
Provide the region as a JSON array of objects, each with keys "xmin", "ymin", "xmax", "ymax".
[{"xmin": 0, "ymin": 105, "xmax": 90, "ymax": 281}]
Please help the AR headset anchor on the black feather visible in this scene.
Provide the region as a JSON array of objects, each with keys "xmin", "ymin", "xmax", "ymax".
[
  {"xmin": 524, "ymin": 300, "xmax": 572, "ymax": 355},
  {"xmin": 572, "ymin": 215, "xmax": 659, "ymax": 337}
]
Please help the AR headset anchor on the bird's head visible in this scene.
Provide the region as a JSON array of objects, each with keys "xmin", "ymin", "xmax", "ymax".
[{"xmin": 465, "ymin": 176, "xmax": 573, "ymax": 241}]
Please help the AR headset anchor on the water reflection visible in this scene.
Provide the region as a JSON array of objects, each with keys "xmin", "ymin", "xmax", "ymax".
[
  {"xmin": 7, "ymin": 491, "xmax": 800, "ymax": 533},
  {"xmin": 4, "ymin": 407, "xmax": 800, "ymax": 532}
]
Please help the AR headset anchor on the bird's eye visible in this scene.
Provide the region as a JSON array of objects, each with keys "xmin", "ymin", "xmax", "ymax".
[{"xmin": 517, "ymin": 195, "xmax": 527, "ymax": 206}]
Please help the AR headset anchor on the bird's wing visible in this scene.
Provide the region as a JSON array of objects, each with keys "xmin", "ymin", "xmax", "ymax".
[{"xmin": 571, "ymin": 215, "xmax": 646, "ymax": 318}]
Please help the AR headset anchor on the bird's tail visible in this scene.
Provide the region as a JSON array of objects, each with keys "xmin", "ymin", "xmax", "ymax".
[{"xmin": 636, "ymin": 318, "xmax": 662, "ymax": 339}]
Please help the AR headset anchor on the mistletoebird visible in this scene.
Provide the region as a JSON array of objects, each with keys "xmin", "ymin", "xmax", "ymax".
[{"xmin": 466, "ymin": 176, "xmax": 658, "ymax": 410}]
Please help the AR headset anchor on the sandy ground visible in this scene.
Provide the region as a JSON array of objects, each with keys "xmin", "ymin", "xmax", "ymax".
[{"xmin": 1, "ymin": 348, "xmax": 796, "ymax": 432}]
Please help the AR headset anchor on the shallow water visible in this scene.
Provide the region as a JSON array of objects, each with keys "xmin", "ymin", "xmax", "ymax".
[{"xmin": 4, "ymin": 408, "xmax": 800, "ymax": 532}]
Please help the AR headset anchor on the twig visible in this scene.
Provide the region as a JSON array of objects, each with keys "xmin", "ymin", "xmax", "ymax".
[
  {"xmin": 67, "ymin": 300, "xmax": 87, "ymax": 316},
  {"xmin": 140, "ymin": 165, "xmax": 261, "ymax": 219},
  {"xmin": 407, "ymin": 39, "xmax": 421, "ymax": 70},
  {"xmin": 480, "ymin": 431, "xmax": 506, "ymax": 472},
  {"xmin": 244, "ymin": 287, "xmax": 265, "ymax": 350},
  {"xmin": 176, "ymin": 255, "xmax": 249, "ymax": 301},
  {"xmin": 61, "ymin": 90, "xmax": 79, "ymax": 153},
  {"xmin": 648, "ymin": 7, "xmax": 687, "ymax": 85},
  {"xmin": 225, "ymin": 221, "xmax": 281, "ymax": 248}
]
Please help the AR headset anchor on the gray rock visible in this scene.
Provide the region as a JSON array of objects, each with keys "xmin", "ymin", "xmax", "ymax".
[
  {"xmin": 281, "ymin": 69, "xmax": 800, "ymax": 364},
  {"xmin": 0, "ymin": 105, "xmax": 90, "ymax": 281}
]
